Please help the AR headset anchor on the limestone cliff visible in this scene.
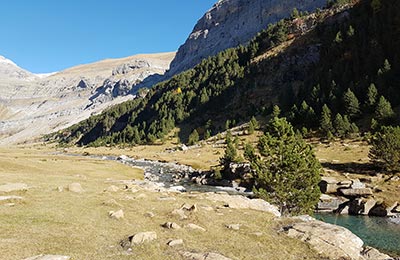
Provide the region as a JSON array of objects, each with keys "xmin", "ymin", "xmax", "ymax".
[{"xmin": 167, "ymin": 0, "xmax": 326, "ymax": 76}]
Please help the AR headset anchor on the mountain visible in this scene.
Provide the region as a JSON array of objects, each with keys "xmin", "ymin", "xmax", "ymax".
[
  {"xmin": 0, "ymin": 52, "xmax": 175, "ymax": 144},
  {"xmin": 166, "ymin": 0, "xmax": 327, "ymax": 76},
  {"xmin": 54, "ymin": 0, "xmax": 400, "ymax": 147}
]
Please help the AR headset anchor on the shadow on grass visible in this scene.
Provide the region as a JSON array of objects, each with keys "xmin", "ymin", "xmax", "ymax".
[{"xmin": 321, "ymin": 162, "xmax": 381, "ymax": 176}]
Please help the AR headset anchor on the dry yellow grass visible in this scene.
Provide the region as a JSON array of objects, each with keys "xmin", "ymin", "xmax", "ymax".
[{"xmin": 0, "ymin": 146, "xmax": 320, "ymax": 260}]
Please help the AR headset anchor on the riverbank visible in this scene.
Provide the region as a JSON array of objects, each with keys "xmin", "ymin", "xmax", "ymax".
[{"xmin": 0, "ymin": 146, "xmax": 321, "ymax": 259}]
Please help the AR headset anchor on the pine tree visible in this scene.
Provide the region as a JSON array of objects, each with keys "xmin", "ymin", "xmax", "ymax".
[
  {"xmin": 220, "ymin": 133, "xmax": 238, "ymax": 166},
  {"xmin": 188, "ymin": 129, "xmax": 199, "ymax": 145},
  {"xmin": 366, "ymin": 83, "xmax": 378, "ymax": 108},
  {"xmin": 245, "ymin": 117, "xmax": 321, "ymax": 215},
  {"xmin": 334, "ymin": 113, "xmax": 346, "ymax": 137},
  {"xmin": 343, "ymin": 88, "xmax": 360, "ymax": 118},
  {"xmin": 375, "ymin": 96, "xmax": 395, "ymax": 123},
  {"xmin": 320, "ymin": 104, "xmax": 333, "ymax": 135},
  {"xmin": 248, "ymin": 116, "xmax": 259, "ymax": 134},
  {"xmin": 272, "ymin": 105, "xmax": 281, "ymax": 118},
  {"xmin": 370, "ymin": 126, "xmax": 400, "ymax": 172}
]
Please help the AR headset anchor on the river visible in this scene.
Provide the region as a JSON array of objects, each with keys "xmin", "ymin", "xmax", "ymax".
[{"xmin": 316, "ymin": 213, "xmax": 400, "ymax": 256}]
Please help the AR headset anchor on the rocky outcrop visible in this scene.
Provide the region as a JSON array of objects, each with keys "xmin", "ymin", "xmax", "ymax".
[
  {"xmin": 285, "ymin": 219, "xmax": 364, "ymax": 260},
  {"xmin": 167, "ymin": 0, "xmax": 327, "ymax": 76}
]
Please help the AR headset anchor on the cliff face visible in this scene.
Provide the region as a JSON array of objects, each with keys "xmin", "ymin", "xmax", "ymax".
[{"xmin": 167, "ymin": 0, "xmax": 326, "ymax": 76}]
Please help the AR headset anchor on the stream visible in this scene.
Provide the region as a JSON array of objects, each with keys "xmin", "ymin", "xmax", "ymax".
[{"xmin": 316, "ymin": 213, "xmax": 400, "ymax": 256}]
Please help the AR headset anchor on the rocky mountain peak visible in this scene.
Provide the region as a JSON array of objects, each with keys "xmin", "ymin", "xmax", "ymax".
[
  {"xmin": 0, "ymin": 55, "xmax": 37, "ymax": 81},
  {"xmin": 167, "ymin": 0, "xmax": 326, "ymax": 76}
]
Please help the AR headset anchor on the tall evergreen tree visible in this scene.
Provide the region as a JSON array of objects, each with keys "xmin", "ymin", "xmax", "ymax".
[
  {"xmin": 375, "ymin": 96, "xmax": 395, "ymax": 124},
  {"xmin": 320, "ymin": 104, "xmax": 333, "ymax": 135},
  {"xmin": 343, "ymin": 88, "xmax": 360, "ymax": 118},
  {"xmin": 366, "ymin": 83, "xmax": 378, "ymax": 108},
  {"xmin": 245, "ymin": 117, "xmax": 321, "ymax": 215}
]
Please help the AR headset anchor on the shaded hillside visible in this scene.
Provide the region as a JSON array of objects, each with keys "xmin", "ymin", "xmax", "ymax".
[{"xmin": 53, "ymin": 0, "xmax": 400, "ymax": 147}]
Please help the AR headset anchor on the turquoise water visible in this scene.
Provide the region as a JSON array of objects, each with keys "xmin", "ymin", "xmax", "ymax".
[{"xmin": 316, "ymin": 213, "xmax": 400, "ymax": 256}]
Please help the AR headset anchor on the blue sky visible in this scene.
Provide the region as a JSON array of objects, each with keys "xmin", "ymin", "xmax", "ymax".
[{"xmin": 0, "ymin": 0, "xmax": 216, "ymax": 73}]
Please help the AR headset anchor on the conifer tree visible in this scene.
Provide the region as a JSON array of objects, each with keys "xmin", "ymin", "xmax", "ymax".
[
  {"xmin": 343, "ymin": 88, "xmax": 360, "ymax": 118},
  {"xmin": 370, "ymin": 126, "xmax": 400, "ymax": 172},
  {"xmin": 375, "ymin": 96, "xmax": 395, "ymax": 124},
  {"xmin": 245, "ymin": 116, "xmax": 321, "ymax": 215},
  {"xmin": 366, "ymin": 83, "xmax": 378, "ymax": 108},
  {"xmin": 320, "ymin": 104, "xmax": 333, "ymax": 135},
  {"xmin": 188, "ymin": 129, "xmax": 199, "ymax": 145}
]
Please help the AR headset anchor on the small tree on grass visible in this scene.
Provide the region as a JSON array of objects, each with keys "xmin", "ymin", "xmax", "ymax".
[
  {"xmin": 369, "ymin": 126, "xmax": 400, "ymax": 172},
  {"xmin": 188, "ymin": 129, "xmax": 199, "ymax": 145},
  {"xmin": 245, "ymin": 116, "xmax": 321, "ymax": 215}
]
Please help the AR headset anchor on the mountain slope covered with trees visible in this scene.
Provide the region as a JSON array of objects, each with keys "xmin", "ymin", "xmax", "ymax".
[{"xmin": 51, "ymin": 0, "xmax": 400, "ymax": 147}]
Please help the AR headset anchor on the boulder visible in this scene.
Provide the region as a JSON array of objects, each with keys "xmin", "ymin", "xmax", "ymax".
[
  {"xmin": 348, "ymin": 199, "xmax": 364, "ymax": 215},
  {"xmin": 363, "ymin": 198, "xmax": 377, "ymax": 215},
  {"xmin": 0, "ymin": 195, "xmax": 23, "ymax": 202},
  {"xmin": 339, "ymin": 188, "xmax": 372, "ymax": 198},
  {"xmin": 351, "ymin": 179, "xmax": 366, "ymax": 189},
  {"xmin": 23, "ymin": 255, "xmax": 70, "ymax": 260},
  {"xmin": 167, "ymin": 239, "xmax": 184, "ymax": 247},
  {"xmin": 67, "ymin": 183, "xmax": 84, "ymax": 193},
  {"xmin": 185, "ymin": 223, "xmax": 206, "ymax": 232},
  {"xmin": 206, "ymin": 193, "xmax": 281, "ymax": 217},
  {"xmin": 0, "ymin": 183, "xmax": 28, "ymax": 193},
  {"xmin": 180, "ymin": 251, "xmax": 232, "ymax": 260},
  {"xmin": 120, "ymin": 231, "xmax": 157, "ymax": 249},
  {"xmin": 368, "ymin": 203, "xmax": 388, "ymax": 217},
  {"xmin": 317, "ymin": 194, "xmax": 348, "ymax": 212},
  {"xmin": 361, "ymin": 246, "xmax": 394, "ymax": 260},
  {"xmin": 285, "ymin": 220, "xmax": 364, "ymax": 260},
  {"xmin": 226, "ymin": 224, "xmax": 240, "ymax": 230},
  {"xmin": 172, "ymin": 209, "xmax": 188, "ymax": 220},
  {"xmin": 109, "ymin": 209, "xmax": 124, "ymax": 219},
  {"xmin": 319, "ymin": 177, "xmax": 351, "ymax": 194},
  {"xmin": 161, "ymin": 222, "xmax": 181, "ymax": 229}
]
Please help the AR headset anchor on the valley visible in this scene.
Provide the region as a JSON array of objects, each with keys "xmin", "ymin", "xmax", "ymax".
[{"xmin": 1, "ymin": 0, "xmax": 400, "ymax": 259}]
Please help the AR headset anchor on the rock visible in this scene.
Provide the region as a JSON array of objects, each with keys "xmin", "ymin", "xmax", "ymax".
[
  {"xmin": 167, "ymin": 0, "xmax": 326, "ymax": 77},
  {"xmin": 180, "ymin": 251, "xmax": 232, "ymax": 260},
  {"xmin": 121, "ymin": 231, "xmax": 157, "ymax": 249},
  {"xmin": 361, "ymin": 246, "xmax": 394, "ymax": 260},
  {"xmin": 67, "ymin": 183, "xmax": 84, "ymax": 193},
  {"xmin": 145, "ymin": 212, "xmax": 155, "ymax": 218},
  {"xmin": 167, "ymin": 239, "xmax": 184, "ymax": 247},
  {"xmin": 348, "ymin": 199, "xmax": 364, "ymax": 215},
  {"xmin": 363, "ymin": 198, "xmax": 377, "ymax": 215},
  {"xmin": 56, "ymin": 186, "xmax": 63, "ymax": 192},
  {"xmin": 172, "ymin": 209, "xmax": 188, "ymax": 220},
  {"xmin": 0, "ymin": 195, "xmax": 23, "ymax": 201},
  {"xmin": 23, "ymin": 255, "xmax": 71, "ymax": 260},
  {"xmin": 185, "ymin": 223, "xmax": 206, "ymax": 232},
  {"xmin": 104, "ymin": 185, "xmax": 119, "ymax": 192},
  {"xmin": 285, "ymin": 220, "xmax": 364, "ymax": 260},
  {"xmin": 368, "ymin": 203, "xmax": 388, "ymax": 217},
  {"xmin": 109, "ymin": 209, "xmax": 124, "ymax": 219},
  {"xmin": 180, "ymin": 203, "xmax": 198, "ymax": 212},
  {"xmin": 226, "ymin": 224, "xmax": 240, "ymax": 230},
  {"xmin": 351, "ymin": 179, "xmax": 366, "ymax": 189},
  {"xmin": 117, "ymin": 155, "xmax": 129, "ymax": 161},
  {"xmin": 0, "ymin": 183, "xmax": 28, "ymax": 193},
  {"xmin": 161, "ymin": 222, "xmax": 181, "ymax": 229},
  {"xmin": 339, "ymin": 188, "xmax": 373, "ymax": 198},
  {"xmin": 319, "ymin": 177, "xmax": 351, "ymax": 194},
  {"xmin": 317, "ymin": 194, "xmax": 348, "ymax": 212},
  {"xmin": 206, "ymin": 193, "xmax": 281, "ymax": 217},
  {"xmin": 136, "ymin": 193, "xmax": 147, "ymax": 199},
  {"xmin": 169, "ymin": 185, "xmax": 186, "ymax": 193}
]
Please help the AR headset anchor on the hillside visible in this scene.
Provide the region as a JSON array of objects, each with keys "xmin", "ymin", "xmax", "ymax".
[
  {"xmin": 0, "ymin": 52, "xmax": 174, "ymax": 145},
  {"xmin": 53, "ymin": 0, "xmax": 400, "ymax": 147},
  {"xmin": 166, "ymin": 0, "xmax": 327, "ymax": 76}
]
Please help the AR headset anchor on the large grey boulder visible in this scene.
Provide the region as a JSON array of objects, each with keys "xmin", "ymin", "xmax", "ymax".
[
  {"xmin": 339, "ymin": 188, "xmax": 373, "ymax": 198},
  {"xmin": 167, "ymin": 0, "xmax": 326, "ymax": 77},
  {"xmin": 319, "ymin": 177, "xmax": 352, "ymax": 194},
  {"xmin": 285, "ymin": 219, "xmax": 364, "ymax": 260},
  {"xmin": 67, "ymin": 183, "xmax": 84, "ymax": 193},
  {"xmin": 317, "ymin": 194, "xmax": 348, "ymax": 212}
]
